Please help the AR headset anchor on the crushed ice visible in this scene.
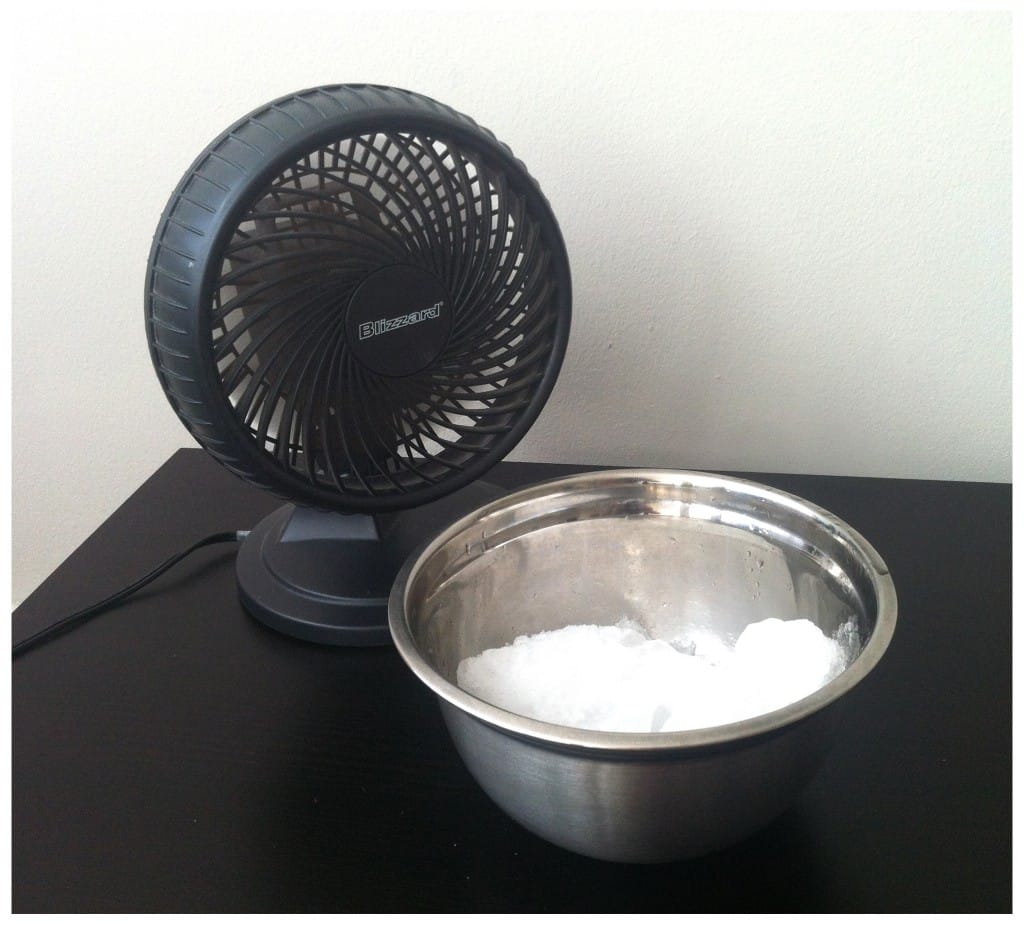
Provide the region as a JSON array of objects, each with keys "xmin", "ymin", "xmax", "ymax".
[{"xmin": 456, "ymin": 617, "xmax": 859, "ymax": 733}]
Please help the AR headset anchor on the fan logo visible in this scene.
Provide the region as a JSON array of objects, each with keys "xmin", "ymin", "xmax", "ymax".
[{"xmin": 358, "ymin": 301, "xmax": 444, "ymax": 340}]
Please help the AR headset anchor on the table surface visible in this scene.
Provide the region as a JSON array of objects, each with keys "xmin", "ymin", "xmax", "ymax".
[{"xmin": 12, "ymin": 450, "xmax": 1012, "ymax": 912}]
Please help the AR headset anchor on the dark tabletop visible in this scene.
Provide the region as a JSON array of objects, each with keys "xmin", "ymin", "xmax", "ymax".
[{"xmin": 11, "ymin": 449, "xmax": 1011, "ymax": 912}]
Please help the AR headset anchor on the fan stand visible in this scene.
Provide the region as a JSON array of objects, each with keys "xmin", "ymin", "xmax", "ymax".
[{"xmin": 236, "ymin": 478, "xmax": 506, "ymax": 645}]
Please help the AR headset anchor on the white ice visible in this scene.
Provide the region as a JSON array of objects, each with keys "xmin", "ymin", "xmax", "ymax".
[{"xmin": 456, "ymin": 616, "xmax": 858, "ymax": 733}]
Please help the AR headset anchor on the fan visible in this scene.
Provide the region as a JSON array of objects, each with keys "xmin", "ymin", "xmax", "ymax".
[{"xmin": 144, "ymin": 84, "xmax": 571, "ymax": 645}]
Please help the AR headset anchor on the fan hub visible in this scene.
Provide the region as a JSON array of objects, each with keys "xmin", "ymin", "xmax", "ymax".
[{"xmin": 344, "ymin": 264, "xmax": 452, "ymax": 378}]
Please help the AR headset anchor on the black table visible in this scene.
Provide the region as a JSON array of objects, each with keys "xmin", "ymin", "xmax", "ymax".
[{"xmin": 12, "ymin": 450, "xmax": 1011, "ymax": 912}]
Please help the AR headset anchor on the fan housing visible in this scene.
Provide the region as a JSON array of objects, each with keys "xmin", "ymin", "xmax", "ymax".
[{"xmin": 145, "ymin": 84, "xmax": 571, "ymax": 643}]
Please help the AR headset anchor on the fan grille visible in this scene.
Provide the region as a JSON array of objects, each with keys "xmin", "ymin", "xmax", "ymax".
[{"xmin": 211, "ymin": 129, "xmax": 560, "ymax": 500}]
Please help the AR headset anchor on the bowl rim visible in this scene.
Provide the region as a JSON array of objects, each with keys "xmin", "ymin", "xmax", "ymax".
[{"xmin": 388, "ymin": 468, "xmax": 898, "ymax": 753}]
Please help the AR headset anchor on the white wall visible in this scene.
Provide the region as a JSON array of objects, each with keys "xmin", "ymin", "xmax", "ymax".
[{"xmin": 11, "ymin": 9, "xmax": 1011, "ymax": 606}]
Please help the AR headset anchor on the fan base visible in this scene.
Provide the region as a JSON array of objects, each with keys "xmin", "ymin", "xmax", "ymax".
[{"xmin": 236, "ymin": 480, "xmax": 505, "ymax": 645}]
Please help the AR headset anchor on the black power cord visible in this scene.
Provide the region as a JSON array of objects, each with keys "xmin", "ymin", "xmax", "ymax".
[{"xmin": 12, "ymin": 530, "xmax": 249, "ymax": 659}]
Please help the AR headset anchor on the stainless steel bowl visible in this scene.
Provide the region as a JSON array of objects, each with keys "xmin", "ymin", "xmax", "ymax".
[{"xmin": 388, "ymin": 470, "xmax": 897, "ymax": 863}]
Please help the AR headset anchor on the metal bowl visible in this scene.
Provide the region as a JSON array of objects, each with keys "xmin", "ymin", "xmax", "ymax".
[{"xmin": 388, "ymin": 470, "xmax": 897, "ymax": 863}]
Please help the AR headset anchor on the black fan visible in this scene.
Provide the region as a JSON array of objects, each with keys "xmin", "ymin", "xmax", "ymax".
[{"xmin": 145, "ymin": 84, "xmax": 571, "ymax": 644}]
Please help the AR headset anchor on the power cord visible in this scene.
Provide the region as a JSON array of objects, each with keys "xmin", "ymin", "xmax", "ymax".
[{"xmin": 12, "ymin": 530, "xmax": 250, "ymax": 659}]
